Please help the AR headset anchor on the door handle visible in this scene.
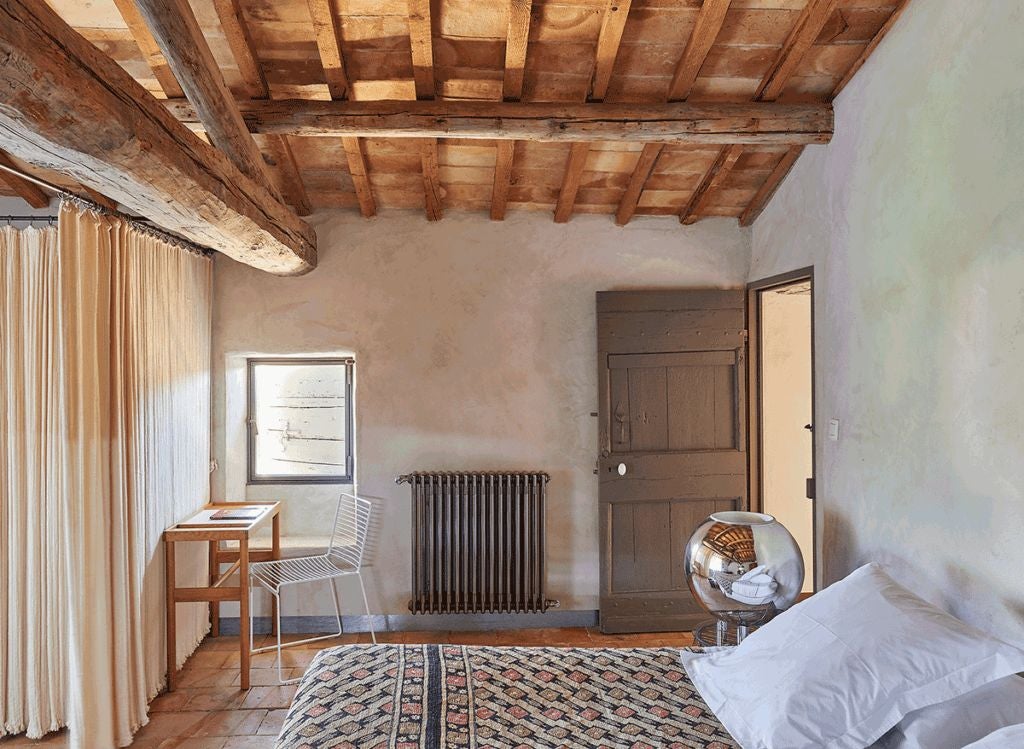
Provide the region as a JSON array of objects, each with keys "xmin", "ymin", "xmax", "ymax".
[{"xmin": 608, "ymin": 462, "xmax": 627, "ymax": 476}]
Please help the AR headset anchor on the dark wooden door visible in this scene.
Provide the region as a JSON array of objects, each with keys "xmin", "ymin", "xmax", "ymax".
[{"xmin": 597, "ymin": 290, "xmax": 748, "ymax": 633}]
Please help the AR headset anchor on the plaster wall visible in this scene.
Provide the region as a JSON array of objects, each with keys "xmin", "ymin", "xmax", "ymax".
[
  {"xmin": 750, "ymin": 0, "xmax": 1024, "ymax": 636},
  {"xmin": 212, "ymin": 212, "xmax": 751, "ymax": 617}
]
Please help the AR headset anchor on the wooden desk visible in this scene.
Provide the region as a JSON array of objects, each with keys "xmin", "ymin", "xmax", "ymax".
[{"xmin": 163, "ymin": 501, "xmax": 281, "ymax": 690}]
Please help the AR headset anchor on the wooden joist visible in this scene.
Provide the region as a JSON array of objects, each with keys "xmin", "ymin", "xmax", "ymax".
[
  {"xmin": 420, "ymin": 138, "xmax": 443, "ymax": 221},
  {"xmin": 167, "ymin": 99, "xmax": 833, "ymax": 145},
  {"xmin": 133, "ymin": 0, "xmax": 281, "ymax": 199},
  {"xmin": 271, "ymin": 136, "xmax": 312, "ymax": 216},
  {"xmin": 756, "ymin": 0, "xmax": 839, "ymax": 102},
  {"xmin": 590, "ymin": 0, "xmax": 632, "ymax": 102},
  {"xmin": 615, "ymin": 143, "xmax": 663, "ymax": 226},
  {"xmin": 407, "ymin": 0, "xmax": 435, "ymax": 101},
  {"xmin": 0, "ymin": 0, "xmax": 315, "ymax": 274},
  {"xmin": 212, "ymin": 0, "xmax": 269, "ymax": 100},
  {"xmin": 503, "ymin": 0, "xmax": 533, "ymax": 101},
  {"xmin": 490, "ymin": 141, "xmax": 516, "ymax": 221},
  {"xmin": 307, "ymin": 0, "xmax": 350, "ymax": 99},
  {"xmin": 0, "ymin": 150, "xmax": 49, "ymax": 209},
  {"xmin": 342, "ymin": 137, "xmax": 376, "ymax": 218},
  {"xmin": 831, "ymin": 0, "xmax": 910, "ymax": 98},
  {"xmin": 667, "ymin": 0, "xmax": 732, "ymax": 101},
  {"xmin": 554, "ymin": 142, "xmax": 590, "ymax": 223},
  {"xmin": 739, "ymin": 146, "xmax": 803, "ymax": 226},
  {"xmin": 678, "ymin": 145, "xmax": 743, "ymax": 225},
  {"xmin": 111, "ymin": 0, "xmax": 185, "ymax": 99}
]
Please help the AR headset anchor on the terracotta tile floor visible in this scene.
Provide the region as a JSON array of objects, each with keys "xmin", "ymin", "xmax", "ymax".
[{"xmin": 1, "ymin": 627, "xmax": 695, "ymax": 748}]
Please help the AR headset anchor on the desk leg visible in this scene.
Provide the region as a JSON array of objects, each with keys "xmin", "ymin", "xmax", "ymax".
[
  {"xmin": 165, "ymin": 539, "xmax": 177, "ymax": 691},
  {"xmin": 208, "ymin": 540, "xmax": 220, "ymax": 637},
  {"xmin": 271, "ymin": 514, "xmax": 281, "ymax": 637},
  {"xmin": 239, "ymin": 539, "xmax": 251, "ymax": 690}
]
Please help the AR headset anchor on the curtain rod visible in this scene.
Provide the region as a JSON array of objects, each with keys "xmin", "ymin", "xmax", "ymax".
[
  {"xmin": 0, "ymin": 162, "xmax": 211, "ymax": 258},
  {"xmin": 0, "ymin": 214, "xmax": 58, "ymax": 224}
]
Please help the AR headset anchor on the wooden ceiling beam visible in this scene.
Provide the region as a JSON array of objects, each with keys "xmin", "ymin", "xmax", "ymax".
[
  {"xmin": 342, "ymin": 137, "xmax": 376, "ymax": 218},
  {"xmin": 166, "ymin": 99, "xmax": 833, "ymax": 145},
  {"xmin": 133, "ymin": 0, "xmax": 282, "ymax": 200},
  {"xmin": 210, "ymin": 0, "xmax": 314, "ymax": 218},
  {"xmin": 307, "ymin": 0, "xmax": 350, "ymax": 99},
  {"xmin": 615, "ymin": 143, "xmax": 662, "ymax": 226},
  {"xmin": 554, "ymin": 142, "xmax": 590, "ymax": 223},
  {"xmin": 407, "ymin": 0, "xmax": 435, "ymax": 101},
  {"xmin": 756, "ymin": 0, "xmax": 839, "ymax": 102},
  {"xmin": 0, "ymin": 0, "xmax": 315, "ymax": 274},
  {"xmin": 667, "ymin": 0, "xmax": 732, "ymax": 101},
  {"xmin": 490, "ymin": 141, "xmax": 516, "ymax": 221},
  {"xmin": 590, "ymin": 0, "xmax": 632, "ymax": 102},
  {"xmin": 678, "ymin": 144, "xmax": 743, "ymax": 224},
  {"xmin": 503, "ymin": 0, "xmax": 533, "ymax": 101},
  {"xmin": 111, "ymin": 0, "xmax": 185, "ymax": 99},
  {"xmin": 739, "ymin": 145, "xmax": 802, "ymax": 226},
  {"xmin": 0, "ymin": 150, "xmax": 50, "ymax": 209}
]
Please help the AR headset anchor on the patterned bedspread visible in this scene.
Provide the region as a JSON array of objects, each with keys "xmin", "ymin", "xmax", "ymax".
[{"xmin": 276, "ymin": 644, "xmax": 738, "ymax": 749}]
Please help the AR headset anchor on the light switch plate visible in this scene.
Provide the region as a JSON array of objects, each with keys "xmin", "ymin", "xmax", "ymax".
[{"xmin": 828, "ymin": 419, "xmax": 840, "ymax": 441}]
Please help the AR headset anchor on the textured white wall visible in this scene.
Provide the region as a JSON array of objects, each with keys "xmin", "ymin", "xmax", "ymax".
[
  {"xmin": 212, "ymin": 212, "xmax": 751, "ymax": 616},
  {"xmin": 750, "ymin": 0, "xmax": 1024, "ymax": 636}
]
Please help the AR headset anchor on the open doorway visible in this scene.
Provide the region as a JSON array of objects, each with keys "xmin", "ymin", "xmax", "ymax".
[{"xmin": 748, "ymin": 270, "xmax": 816, "ymax": 593}]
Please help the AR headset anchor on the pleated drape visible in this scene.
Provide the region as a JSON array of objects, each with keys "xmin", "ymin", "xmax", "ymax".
[{"xmin": 0, "ymin": 201, "xmax": 212, "ymax": 748}]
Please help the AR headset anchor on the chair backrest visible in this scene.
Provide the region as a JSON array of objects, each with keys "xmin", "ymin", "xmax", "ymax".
[{"xmin": 327, "ymin": 492, "xmax": 373, "ymax": 570}]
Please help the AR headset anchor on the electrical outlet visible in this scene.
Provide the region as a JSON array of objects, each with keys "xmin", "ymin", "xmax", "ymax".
[{"xmin": 828, "ymin": 419, "xmax": 840, "ymax": 441}]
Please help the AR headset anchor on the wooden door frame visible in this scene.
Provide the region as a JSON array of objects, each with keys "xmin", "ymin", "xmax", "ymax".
[{"xmin": 746, "ymin": 267, "xmax": 819, "ymax": 591}]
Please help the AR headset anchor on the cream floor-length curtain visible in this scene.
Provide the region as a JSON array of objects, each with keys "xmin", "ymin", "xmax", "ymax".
[{"xmin": 1, "ymin": 201, "xmax": 212, "ymax": 748}]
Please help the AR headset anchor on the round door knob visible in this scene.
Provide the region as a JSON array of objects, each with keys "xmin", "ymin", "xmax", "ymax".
[{"xmin": 616, "ymin": 462, "xmax": 627, "ymax": 476}]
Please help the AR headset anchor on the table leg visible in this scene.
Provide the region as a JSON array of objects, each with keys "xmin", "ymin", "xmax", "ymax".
[
  {"xmin": 271, "ymin": 513, "xmax": 281, "ymax": 637},
  {"xmin": 165, "ymin": 538, "xmax": 177, "ymax": 691},
  {"xmin": 239, "ymin": 538, "xmax": 251, "ymax": 690},
  {"xmin": 208, "ymin": 540, "xmax": 220, "ymax": 637}
]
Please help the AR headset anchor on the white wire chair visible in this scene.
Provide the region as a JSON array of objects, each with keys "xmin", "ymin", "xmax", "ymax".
[{"xmin": 249, "ymin": 493, "xmax": 376, "ymax": 684}]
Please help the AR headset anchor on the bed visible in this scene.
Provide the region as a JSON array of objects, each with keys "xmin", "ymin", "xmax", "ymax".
[{"xmin": 275, "ymin": 643, "xmax": 738, "ymax": 748}]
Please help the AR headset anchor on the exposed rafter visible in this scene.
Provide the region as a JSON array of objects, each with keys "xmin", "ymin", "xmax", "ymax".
[
  {"xmin": 615, "ymin": 143, "xmax": 663, "ymax": 226},
  {"xmin": 0, "ymin": 150, "xmax": 49, "ymax": 209},
  {"xmin": 0, "ymin": 0, "xmax": 315, "ymax": 274},
  {"xmin": 756, "ymin": 0, "xmax": 839, "ymax": 102},
  {"xmin": 679, "ymin": 144, "xmax": 743, "ymax": 224},
  {"xmin": 667, "ymin": 0, "xmax": 732, "ymax": 102},
  {"xmin": 307, "ymin": 0, "xmax": 350, "ymax": 99},
  {"xmin": 554, "ymin": 142, "xmax": 590, "ymax": 223},
  {"xmin": 133, "ymin": 0, "xmax": 282, "ymax": 200},
  {"xmin": 342, "ymin": 137, "xmax": 376, "ymax": 218},
  {"xmin": 270, "ymin": 136, "xmax": 312, "ymax": 216},
  {"xmin": 590, "ymin": 0, "xmax": 632, "ymax": 102},
  {"xmin": 503, "ymin": 0, "xmax": 533, "ymax": 102},
  {"xmin": 111, "ymin": 0, "xmax": 185, "ymax": 99},
  {"xmin": 167, "ymin": 99, "xmax": 833, "ymax": 145}
]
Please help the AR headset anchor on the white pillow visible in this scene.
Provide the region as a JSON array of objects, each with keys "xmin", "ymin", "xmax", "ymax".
[
  {"xmin": 962, "ymin": 724, "xmax": 1024, "ymax": 748},
  {"xmin": 680, "ymin": 563, "xmax": 1024, "ymax": 749},
  {"xmin": 878, "ymin": 675, "xmax": 1024, "ymax": 749}
]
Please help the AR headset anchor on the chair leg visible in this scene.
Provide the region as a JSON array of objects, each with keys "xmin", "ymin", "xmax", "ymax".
[
  {"xmin": 274, "ymin": 589, "xmax": 290, "ymax": 685},
  {"xmin": 329, "ymin": 578, "xmax": 344, "ymax": 637},
  {"xmin": 358, "ymin": 573, "xmax": 376, "ymax": 644}
]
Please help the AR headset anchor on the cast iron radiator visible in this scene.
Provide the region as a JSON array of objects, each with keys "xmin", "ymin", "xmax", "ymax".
[{"xmin": 397, "ymin": 471, "xmax": 554, "ymax": 615}]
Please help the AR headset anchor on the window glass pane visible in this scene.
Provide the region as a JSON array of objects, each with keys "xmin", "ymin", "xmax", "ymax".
[{"xmin": 252, "ymin": 362, "xmax": 348, "ymax": 479}]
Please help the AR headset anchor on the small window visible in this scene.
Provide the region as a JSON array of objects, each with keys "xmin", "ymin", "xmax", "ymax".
[{"xmin": 246, "ymin": 358, "xmax": 353, "ymax": 484}]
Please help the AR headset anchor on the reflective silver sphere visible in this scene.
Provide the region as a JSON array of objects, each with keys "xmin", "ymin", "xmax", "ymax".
[{"xmin": 684, "ymin": 511, "xmax": 804, "ymax": 628}]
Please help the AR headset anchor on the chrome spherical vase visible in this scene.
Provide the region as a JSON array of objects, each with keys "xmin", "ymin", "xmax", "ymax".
[{"xmin": 684, "ymin": 511, "xmax": 804, "ymax": 646}]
